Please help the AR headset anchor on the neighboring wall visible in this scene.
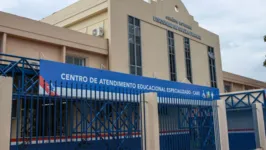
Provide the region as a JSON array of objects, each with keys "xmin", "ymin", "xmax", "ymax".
[
  {"xmin": 223, "ymin": 71, "xmax": 266, "ymax": 92},
  {"xmin": 41, "ymin": 0, "xmax": 109, "ymax": 39},
  {"xmin": 108, "ymin": 0, "xmax": 223, "ymax": 91},
  {"xmin": 0, "ymin": 11, "xmax": 108, "ymax": 69}
]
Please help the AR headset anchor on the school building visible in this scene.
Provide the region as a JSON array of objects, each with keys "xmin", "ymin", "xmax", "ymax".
[
  {"xmin": 1, "ymin": 0, "xmax": 266, "ymax": 150},
  {"xmin": 0, "ymin": 0, "xmax": 265, "ymax": 95}
]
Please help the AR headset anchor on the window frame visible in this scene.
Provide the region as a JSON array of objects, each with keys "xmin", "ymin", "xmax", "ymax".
[
  {"xmin": 65, "ymin": 55, "xmax": 86, "ymax": 66},
  {"xmin": 208, "ymin": 47, "xmax": 217, "ymax": 88},
  {"xmin": 167, "ymin": 31, "xmax": 177, "ymax": 81},
  {"xmin": 224, "ymin": 82, "xmax": 232, "ymax": 93},
  {"xmin": 128, "ymin": 16, "xmax": 142, "ymax": 76},
  {"xmin": 184, "ymin": 37, "xmax": 193, "ymax": 83}
]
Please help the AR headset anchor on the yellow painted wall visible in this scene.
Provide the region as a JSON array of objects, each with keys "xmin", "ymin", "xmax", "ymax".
[
  {"xmin": 67, "ymin": 47, "xmax": 108, "ymax": 69},
  {"xmin": 67, "ymin": 12, "xmax": 109, "ymax": 39},
  {"xmin": 41, "ymin": 0, "xmax": 108, "ymax": 26},
  {"xmin": 109, "ymin": 0, "xmax": 224, "ymax": 91},
  {"xmin": 6, "ymin": 35, "xmax": 62, "ymax": 61},
  {"xmin": 141, "ymin": 22, "xmax": 169, "ymax": 80},
  {"xmin": 175, "ymin": 34, "xmax": 187, "ymax": 83},
  {"xmin": 41, "ymin": 0, "xmax": 225, "ymax": 91},
  {"xmin": 190, "ymin": 40, "xmax": 211, "ymax": 86}
]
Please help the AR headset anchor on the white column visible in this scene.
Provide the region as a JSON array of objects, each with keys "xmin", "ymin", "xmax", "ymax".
[
  {"xmin": 61, "ymin": 46, "xmax": 66, "ymax": 63},
  {"xmin": 2, "ymin": 33, "xmax": 7, "ymax": 53},
  {"xmin": 0, "ymin": 76, "xmax": 13, "ymax": 150},
  {"xmin": 0, "ymin": 33, "xmax": 7, "ymax": 63},
  {"xmin": 213, "ymin": 100, "xmax": 230, "ymax": 150},
  {"xmin": 252, "ymin": 103, "xmax": 266, "ymax": 149},
  {"xmin": 141, "ymin": 92, "xmax": 160, "ymax": 150}
]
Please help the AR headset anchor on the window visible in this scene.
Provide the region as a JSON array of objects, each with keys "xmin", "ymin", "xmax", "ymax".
[
  {"xmin": 66, "ymin": 55, "xmax": 86, "ymax": 66},
  {"xmin": 245, "ymin": 85, "xmax": 255, "ymax": 91},
  {"xmin": 224, "ymin": 82, "xmax": 232, "ymax": 93},
  {"xmin": 184, "ymin": 37, "xmax": 193, "ymax": 83},
  {"xmin": 208, "ymin": 47, "xmax": 217, "ymax": 88},
  {"xmin": 167, "ymin": 31, "xmax": 177, "ymax": 81},
  {"xmin": 128, "ymin": 16, "xmax": 142, "ymax": 76}
]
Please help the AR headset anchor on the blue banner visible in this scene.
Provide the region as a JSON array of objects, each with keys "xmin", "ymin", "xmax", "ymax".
[{"xmin": 39, "ymin": 60, "xmax": 220, "ymax": 100}]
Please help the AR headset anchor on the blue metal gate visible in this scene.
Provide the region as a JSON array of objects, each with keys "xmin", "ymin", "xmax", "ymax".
[
  {"xmin": 158, "ymin": 96, "xmax": 216, "ymax": 150},
  {"xmin": 220, "ymin": 90, "xmax": 266, "ymax": 150}
]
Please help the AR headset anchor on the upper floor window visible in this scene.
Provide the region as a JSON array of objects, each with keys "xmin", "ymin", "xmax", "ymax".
[
  {"xmin": 224, "ymin": 82, "xmax": 232, "ymax": 93},
  {"xmin": 167, "ymin": 31, "xmax": 176, "ymax": 81},
  {"xmin": 184, "ymin": 37, "xmax": 192, "ymax": 83},
  {"xmin": 208, "ymin": 47, "xmax": 217, "ymax": 88},
  {"xmin": 128, "ymin": 16, "xmax": 142, "ymax": 76},
  {"xmin": 66, "ymin": 55, "xmax": 86, "ymax": 66}
]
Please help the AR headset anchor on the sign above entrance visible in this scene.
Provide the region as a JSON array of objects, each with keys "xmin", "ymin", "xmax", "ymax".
[
  {"xmin": 166, "ymin": 16, "xmax": 192, "ymax": 30},
  {"xmin": 39, "ymin": 60, "xmax": 219, "ymax": 100},
  {"xmin": 153, "ymin": 16, "xmax": 201, "ymax": 40}
]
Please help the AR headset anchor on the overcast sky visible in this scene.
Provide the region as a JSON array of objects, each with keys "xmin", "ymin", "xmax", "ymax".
[{"xmin": 0, "ymin": 0, "xmax": 265, "ymax": 82}]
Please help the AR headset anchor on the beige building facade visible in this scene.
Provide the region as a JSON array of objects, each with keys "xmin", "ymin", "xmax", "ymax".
[
  {"xmin": 42, "ymin": 0, "xmax": 224, "ymax": 91},
  {"xmin": 0, "ymin": 11, "xmax": 108, "ymax": 69},
  {"xmin": 223, "ymin": 71, "xmax": 266, "ymax": 93},
  {"xmin": 0, "ymin": 0, "xmax": 265, "ymax": 148},
  {"xmin": 1, "ymin": 0, "xmax": 265, "ymax": 94}
]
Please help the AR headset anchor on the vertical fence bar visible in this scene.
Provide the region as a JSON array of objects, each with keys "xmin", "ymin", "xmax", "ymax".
[
  {"xmin": 75, "ymin": 83, "xmax": 78, "ymax": 142},
  {"xmin": 36, "ymin": 89, "xmax": 39, "ymax": 145},
  {"xmin": 54, "ymin": 82, "xmax": 57, "ymax": 143},
  {"xmin": 59, "ymin": 82, "xmax": 63, "ymax": 143},
  {"xmin": 42, "ymin": 82, "xmax": 45, "ymax": 144},
  {"xmin": 85, "ymin": 84, "xmax": 88, "ymax": 142},
  {"xmin": 70, "ymin": 83, "xmax": 73, "ymax": 142},
  {"xmin": 30, "ymin": 90, "xmax": 33, "ymax": 144},
  {"xmin": 107, "ymin": 87, "xmax": 110, "ymax": 142},
  {"xmin": 16, "ymin": 81, "xmax": 21, "ymax": 146},
  {"xmin": 99, "ymin": 85, "xmax": 102, "ymax": 142},
  {"xmin": 65, "ymin": 82, "xmax": 69, "ymax": 143},
  {"xmin": 90, "ymin": 85, "xmax": 93, "ymax": 142},
  {"xmin": 95, "ymin": 85, "xmax": 98, "ymax": 141}
]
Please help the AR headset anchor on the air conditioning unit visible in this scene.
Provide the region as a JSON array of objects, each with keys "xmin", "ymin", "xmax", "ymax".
[{"xmin": 92, "ymin": 27, "xmax": 104, "ymax": 37}]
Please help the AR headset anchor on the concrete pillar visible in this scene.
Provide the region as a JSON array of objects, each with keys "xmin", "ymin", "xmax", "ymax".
[
  {"xmin": 61, "ymin": 46, "xmax": 66, "ymax": 63},
  {"xmin": 0, "ymin": 33, "xmax": 7, "ymax": 63},
  {"xmin": 0, "ymin": 76, "xmax": 13, "ymax": 150},
  {"xmin": 1, "ymin": 33, "xmax": 7, "ymax": 53},
  {"xmin": 213, "ymin": 100, "xmax": 229, "ymax": 150},
  {"xmin": 141, "ymin": 92, "xmax": 160, "ymax": 150},
  {"xmin": 252, "ymin": 103, "xmax": 266, "ymax": 149}
]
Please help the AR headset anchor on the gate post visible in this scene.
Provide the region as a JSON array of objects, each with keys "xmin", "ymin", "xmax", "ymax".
[
  {"xmin": 0, "ymin": 76, "xmax": 13, "ymax": 150},
  {"xmin": 141, "ymin": 92, "xmax": 160, "ymax": 150},
  {"xmin": 252, "ymin": 103, "xmax": 266, "ymax": 149},
  {"xmin": 213, "ymin": 100, "xmax": 229, "ymax": 150}
]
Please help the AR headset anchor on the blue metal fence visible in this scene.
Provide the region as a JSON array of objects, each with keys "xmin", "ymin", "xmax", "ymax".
[
  {"xmin": 10, "ymin": 82, "xmax": 145, "ymax": 150},
  {"xmin": 0, "ymin": 53, "xmax": 218, "ymax": 150}
]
